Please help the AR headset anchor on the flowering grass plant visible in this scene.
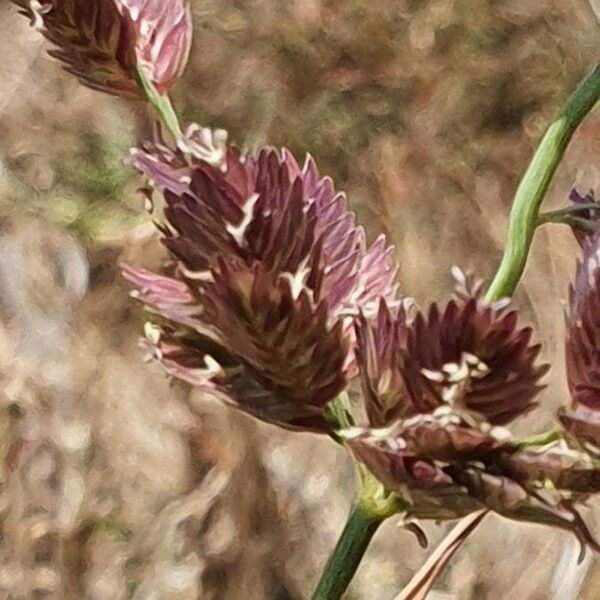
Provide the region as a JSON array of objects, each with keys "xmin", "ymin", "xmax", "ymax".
[{"xmin": 12, "ymin": 1, "xmax": 600, "ymax": 597}]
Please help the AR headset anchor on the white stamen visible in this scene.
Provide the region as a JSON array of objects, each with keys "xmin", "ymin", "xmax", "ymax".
[
  {"xmin": 180, "ymin": 266, "xmax": 213, "ymax": 282},
  {"xmin": 280, "ymin": 258, "xmax": 311, "ymax": 300},
  {"xmin": 203, "ymin": 355, "xmax": 225, "ymax": 378},
  {"xmin": 178, "ymin": 126, "xmax": 229, "ymax": 170},
  {"xmin": 144, "ymin": 322, "xmax": 161, "ymax": 345},
  {"xmin": 226, "ymin": 193, "xmax": 259, "ymax": 247}
]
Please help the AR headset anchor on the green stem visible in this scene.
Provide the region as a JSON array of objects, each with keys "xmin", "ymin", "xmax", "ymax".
[
  {"xmin": 134, "ymin": 65, "xmax": 184, "ymax": 144},
  {"xmin": 517, "ymin": 427, "xmax": 563, "ymax": 450},
  {"xmin": 537, "ymin": 202, "xmax": 600, "ymax": 233},
  {"xmin": 485, "ymin": 65, "xmax": 600, "ymax": 302},
  {"xmin": 538, "ymin": 213, "xmax": 596, "ymax": 234},
  {"xmin": 326, "ymin": 392, "xmax": 355, "ymax": 441},
  {"xmin": 312, "ymin": 501, "xmax": 384, "ymax": 600},
  {"xmin": 539, "ymin": 202, "xmax": 600, "ymax": 220},
  {"xmin": 537, "ymin": 203, "xmax": 600, "ymax": 233}
]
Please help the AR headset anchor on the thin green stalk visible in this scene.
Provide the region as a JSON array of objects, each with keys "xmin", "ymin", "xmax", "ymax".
[
  {"xmin": 538, "ymin": 213, "xmax": 596, "ymax": 234},
  {"xmin": 311, "ymin": 501, "xmax": 385, "ymax": 600},
  {"xmin": 517, "ymin": 427, "xmax": 563, "ymax": 449},
  {"xmin": 326, "ymin": 392, "xmax": 355, "ymax": 441},
  {"xmin": 485, "ymin": 65, "xmax": 600, "ymax": 302},
  {"xmin": 537, "ymin": 203, "xmax": 600, "ymax": 233},
  {"xmin": 134, "ymin": 65, "xmax": 184, "ymax": 144},
  {"xmin": 538, "ymin": 202, "xmax": 600, "ymax": 221},
  {"xmin": 311, "ymin": 467, "xmax": 398, "ymax": 600}
]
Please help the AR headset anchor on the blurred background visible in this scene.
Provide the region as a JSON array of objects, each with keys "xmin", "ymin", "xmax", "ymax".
[{"xmin": 0, "ymin": 0, "xmax": 598, "ymax": 598}]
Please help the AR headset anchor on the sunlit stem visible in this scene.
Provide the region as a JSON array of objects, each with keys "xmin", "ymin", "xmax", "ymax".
[
  {"xmin": 134, "ymin": 65, "xmax": 184, "ymax": 144},
  {"xmin": 485, "ymin": 64, "xmax": 600, "ymax": 302},
  {"xmin": 311, "ymin": 467, "xmax": 399, "ymax": 600}
]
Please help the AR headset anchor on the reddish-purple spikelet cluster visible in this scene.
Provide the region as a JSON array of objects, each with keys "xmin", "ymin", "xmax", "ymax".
[
  {"xmin": 341, "ymin": 184, "xmax": 600, "ymax": 547},
  {"xmin": 345, "ymin": 282, "xmax": 600, "ymax": 547},
  {"xmin": 12, "ymin": 0, "xmax": 191, "ymax": 97},
  {"xmin": 125, "ymin": 0, "xmax": 192, "ymax": 93},
  {"xmin": 562, "ymin": 226, "xmax": 600, "ymax": 452},
  {"xmin": 124, "ymin": 130, "xmax": 399, "ymax": 432},
  {"xmin": 355, "ymin": 294, "xmax": 547, "ymax": 427}
]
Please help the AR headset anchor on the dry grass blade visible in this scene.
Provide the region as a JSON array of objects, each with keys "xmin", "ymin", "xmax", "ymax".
[{"xmin": 394, "ymin": 510, "xmax": 488, "ymax": 600}]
